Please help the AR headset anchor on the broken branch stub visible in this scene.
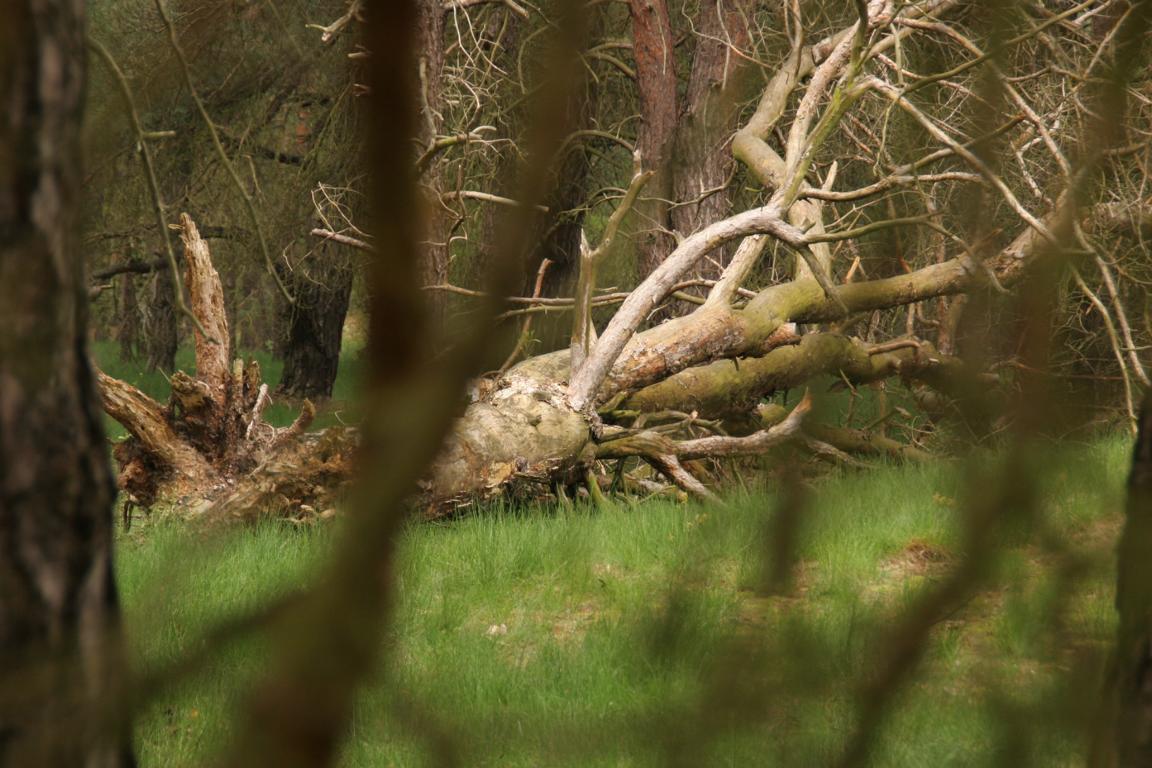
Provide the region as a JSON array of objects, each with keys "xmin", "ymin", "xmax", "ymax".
[{"xmin": 178, "ymin": 213, "xmax": 230, "ymax": 391}]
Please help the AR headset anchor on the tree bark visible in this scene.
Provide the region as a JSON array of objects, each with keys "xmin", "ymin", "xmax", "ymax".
[
  {"xmin": 144, "ymin": 263, "xmax": 178, "ymax": 371},
  {"xmin": 116, "ymin": 272, "xmax": 139, "ymax": 361},
  {"xmin": 276, "ymin": 246, "xmax": 354, "ymax": 400},
  {"xmin": 669, "ymin": 0, "xmax": 753, "ymax": 243},
  {"xmin": 629, "ymin": 0, "xmax": 678, "ymax": 276},
  {"xmin": 0, "ymin": 1, "xmax": 132, "ymax": 763},
  {"xmin": 142, "ymin": 125, "xmax": 196, "ymax": 373}
]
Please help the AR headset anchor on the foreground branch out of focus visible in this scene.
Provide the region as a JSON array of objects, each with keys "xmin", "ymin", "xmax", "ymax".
[{"xmin": 7, "ymin": 0, "xmax": 1152, "ymax": 764}]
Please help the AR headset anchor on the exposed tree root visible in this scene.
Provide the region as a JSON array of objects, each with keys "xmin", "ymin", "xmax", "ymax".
[{"xmin": 97, "ymin": 215, "xmax": 330, "ymax": 515}]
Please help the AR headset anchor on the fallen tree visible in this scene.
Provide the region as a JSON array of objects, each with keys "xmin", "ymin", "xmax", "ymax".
[
  {"xmin": 96, "ymin": 196, "xmax": 1034, "ymax": 518},
  {"xmin": 96, "ymin": 0, "xmax": 1150, "ymax": 519}
]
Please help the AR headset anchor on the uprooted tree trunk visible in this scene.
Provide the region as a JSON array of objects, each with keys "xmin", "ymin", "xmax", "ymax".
[
  {"xmin": 98, "ymin": 200, "xmax": 1042, "ymax": 522},
  {"xmin": 98, "ymin": 215, "xmax": 353, "ymax": 515}
]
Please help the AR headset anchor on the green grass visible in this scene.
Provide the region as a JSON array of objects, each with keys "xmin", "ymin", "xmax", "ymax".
[{"xmin": 117, "ymin": 437, "xmax": 1132, "ymax": 766}]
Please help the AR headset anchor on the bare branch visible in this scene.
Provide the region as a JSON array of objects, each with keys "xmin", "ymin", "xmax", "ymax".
[
  {"xmin": 598, "ymin": 392, "xmax": 811, "ymax": 460},
  {"xmin": 567, "ymin": 203, "xmax": 808, "ymax": 412},
  {"xmin": 306, "ymin": 0, "xmax": 364, "ymax": 44},
  {"xmin": 311, "ymin": 228, "xmax": 374, "ymax": 252},
  {"xmin": 571, "ymin": 158, "xmax": 653, "ymax": 375},
  {"xmin": 440, "ymin": 190, "xmax": 550, "ymax": 211}
]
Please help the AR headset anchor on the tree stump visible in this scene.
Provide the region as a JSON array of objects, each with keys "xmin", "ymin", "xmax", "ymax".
[{"xmin": 97, "ymin": 214, "xmax": 355, "ymax": 517}]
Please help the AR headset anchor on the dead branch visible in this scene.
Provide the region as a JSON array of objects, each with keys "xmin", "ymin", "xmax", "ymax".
[
  {"xmin": 307, "ymin": 0, "xmax": 364, "ymax": 44},
  {"xmin": 311, "ymin": 228, "xmax": 374, "ymax": 252},
  {"xmin": 178, "ymin": 214, "xmax": 230, "ymax": 393},
  {"xmin": 598, "ymin": 393, "xmax": 811, "ymax": 460},
  {"xmin": 645, "ymin": 454, "xmax": 721, "ymax": 503},
  {"xmin": 501, "ymin": 258, "xmax": 553, "ymax": 372},
  {"xmin": 567, "ymin": 203, "xmax": 808, "ymax": 411},
  {"xmin": 571, "ymin": 156, "xmax": 652, "ymax": 375}
]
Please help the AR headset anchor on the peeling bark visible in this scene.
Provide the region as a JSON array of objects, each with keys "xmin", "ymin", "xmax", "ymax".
[
  {"xmin": 419, "ymin": 375, "xmax": 591, "ymax": 510},
  {"xmin": 181, "ymin": 214, "xmax": 231, "ymax": 393},
  {"xmin": 98, "ymin": 370, "xmax": 215, "ymax": 486}
]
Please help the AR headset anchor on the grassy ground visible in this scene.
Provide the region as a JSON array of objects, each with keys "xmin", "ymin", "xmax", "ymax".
[{"xmin": 117, "ymin": 436, "xmax": 1131, "ymax": 766}]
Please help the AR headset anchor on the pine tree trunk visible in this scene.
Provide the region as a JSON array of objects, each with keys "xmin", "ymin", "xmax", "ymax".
[
  {"xmin": 0, "ymin": 1, "xmax": 133, "ymax": 763},
  {"xmin": 143, "ymin": 133, "xmax": 194, "ymax": 373},
  {"xmin": 669, "ymin": 0, "xmax": 754, "ymax": 246},
  {"xmin": 629, "ymin": 0, "xmax": 678, "ymax": 277},
  {"xmin": 117, "ymin": 273, "xmax": 140, "ymax": 361}
]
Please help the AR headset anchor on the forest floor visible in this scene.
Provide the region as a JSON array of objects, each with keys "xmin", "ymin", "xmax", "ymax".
[{"xmin": 101, "ymin": 344, "xmax": 1132, "ymax": 766}]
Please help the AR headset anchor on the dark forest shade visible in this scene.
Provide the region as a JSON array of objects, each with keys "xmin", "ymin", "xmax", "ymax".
[
  {"xmin": 0, "ymin": 0, "xmax": 132, "ymax": 764},
  {"xmin": 276, "ymin": 257, "xmax": 354, "ymax": 400},
  {"xmin": 144, "ymin": 265, "xmax": 178, "ymax": 372}
]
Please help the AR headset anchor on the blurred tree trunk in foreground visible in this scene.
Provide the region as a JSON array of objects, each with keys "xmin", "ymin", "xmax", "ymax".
[
  {"xmin": 0, "ymin": 0, "xmax": 132, "ymax": 764},
  {"xmin": 1105, "ymin": 391, "xmax": 1152, "ymax": 766}
]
